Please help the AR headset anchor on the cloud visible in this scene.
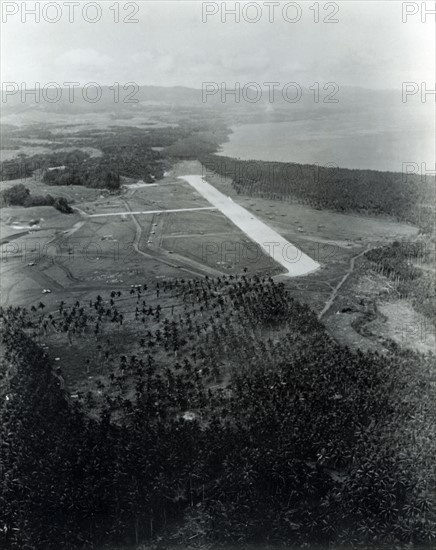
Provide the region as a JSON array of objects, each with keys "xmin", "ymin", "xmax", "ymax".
[
  {"xmin": 2, "ymin": 2, "xmax": 434, "ymax": 90},
  {"xmin": 56, "ymin": 49, "xmax": 112, "ymax": 69},
  {"xmin": 51, "ymin": 48, "xmax": 113, "ymax": 84}
]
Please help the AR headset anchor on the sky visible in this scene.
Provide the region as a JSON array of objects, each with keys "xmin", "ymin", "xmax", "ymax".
[{"xmin": 1, "ymin": 1, "xmax": 435, "ymax": 90}]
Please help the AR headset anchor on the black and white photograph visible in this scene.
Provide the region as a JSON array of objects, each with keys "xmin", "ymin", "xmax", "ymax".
[{"xmin": 0, "ymin": 1, "xmax": 435, "ymax": 549}]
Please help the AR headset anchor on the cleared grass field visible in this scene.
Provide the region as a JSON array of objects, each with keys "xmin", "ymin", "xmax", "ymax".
[
  {"xmin": 0, "ymin": 162, "xmax": 420, "ymax": 321},
  {"xmin": 161, "ymin": 233, "xmax": 282, "ymax": 275}
]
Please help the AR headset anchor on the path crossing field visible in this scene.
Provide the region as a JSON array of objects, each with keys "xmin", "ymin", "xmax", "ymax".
[{"xmin": 88, "ymin": 206, "xmax": 217, "ymax": 218}]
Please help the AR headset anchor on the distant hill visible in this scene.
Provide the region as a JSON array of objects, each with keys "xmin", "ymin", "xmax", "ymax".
[{"xmin": 0, "ymin": 84, "xmax": 414, "ymax": 115}]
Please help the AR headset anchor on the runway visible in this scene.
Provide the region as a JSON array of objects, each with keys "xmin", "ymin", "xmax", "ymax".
[{"xmin": 179, "ymin": 175, "xmax": 320, "ymax": 277}]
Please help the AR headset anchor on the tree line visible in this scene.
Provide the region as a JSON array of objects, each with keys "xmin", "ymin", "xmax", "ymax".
[
  {"xmin": 201, "ymin": 155, "xmax": 435, "ymax": 232},
  {"xmin": 0, "ymin": 183, "xmax": 72, "ymax": 213}
]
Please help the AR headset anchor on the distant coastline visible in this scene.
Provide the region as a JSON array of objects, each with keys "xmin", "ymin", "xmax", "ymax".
[{"xmin": 217, "ymin": 117, "xmax": 435, "ymax": 173}]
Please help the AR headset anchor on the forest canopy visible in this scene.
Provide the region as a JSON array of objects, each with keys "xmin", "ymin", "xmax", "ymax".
[{"xmin": 1, "ymin": 277, "xmax": 435, "ymax": 549}]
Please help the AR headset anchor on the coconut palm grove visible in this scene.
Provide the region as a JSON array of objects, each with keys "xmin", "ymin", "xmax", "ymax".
[{"xmin": 1, "ymin": 276, "xmax": 435, "ymax": 549}]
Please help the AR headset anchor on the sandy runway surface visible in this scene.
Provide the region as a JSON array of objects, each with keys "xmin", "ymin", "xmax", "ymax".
[{"xmin": 180, "ymin": 175, "xmax": 320, "ymax": 277}]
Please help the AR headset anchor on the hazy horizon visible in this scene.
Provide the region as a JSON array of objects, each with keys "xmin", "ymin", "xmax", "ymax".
[{"xmin": 2, "ymin": 1, "xmax": 434, "ymax": 90}]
